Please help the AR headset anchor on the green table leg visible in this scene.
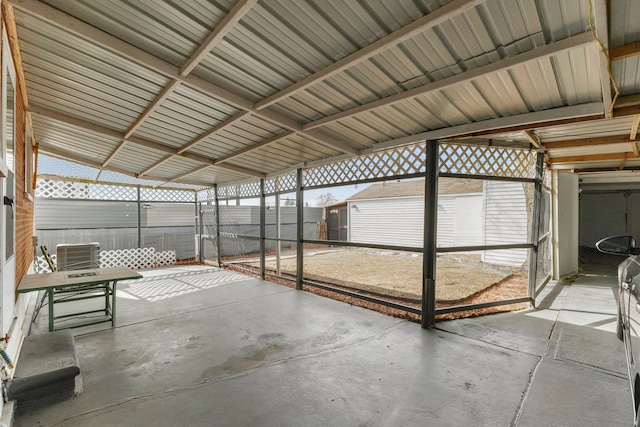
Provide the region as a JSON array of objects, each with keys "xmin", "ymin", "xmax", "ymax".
[
  {"xmin": 105, "ymin": 283, "xmax": 110, "ymax": 315},
  {"xmin": 111, "ymin": 281, "xmax": 117, "ymax": 327},
  {"xmin": 48, "ymin": 289, "xmax": 54, "ymax": 332}
]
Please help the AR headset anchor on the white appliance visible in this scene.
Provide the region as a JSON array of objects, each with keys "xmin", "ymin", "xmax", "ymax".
[{"xmin": 56, "ymin": 243, "xmax": 100, "ymax": 271}]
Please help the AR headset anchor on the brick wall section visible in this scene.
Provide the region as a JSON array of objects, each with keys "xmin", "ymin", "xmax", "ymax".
[
  {"xmin": 2, "ymin": 3, "xmax": 36, "ymax": 289},
  {"xmin": 14, "ymin": 88, "xmax": 34, "ymax": 287}
]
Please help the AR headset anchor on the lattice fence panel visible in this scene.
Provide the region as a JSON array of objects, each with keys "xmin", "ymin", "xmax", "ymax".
[
  {"xmin": 100, "ymin": 248, "xmax": 156, "ymax": 269},
  {"xmin": 36, "ymin": 254, "xmax": 57, "ymax": 273},
  {"xmin": 36, "ymin": 180, "xmax": 137, "ymax": 200},
  {"xmin": 305, "ymin": 143, "xmax": 427, "ymax": 188},
  {"xmin": 238, "ymin": 182, "xmax": 261, "ymax": 198},
  {"xmin": 218, "ymin": 181, "xmax": 262, "ymax": 201},
  {"xmin": 265, "ymin": 172, "xmax": 297, "ymax": 195},
  {"xmin": 90, "ymin": 184, "xmax": 138, "ymax": 200},
  {"xmin": 217, "ymin": 185, "xmax": 238, "ymax": 200},
  {"xmin": 154, "ymin": 249, "xmax": 178, "ymax": 267},
  {"xmin": 36, "ymin": 248, "xmax": 177, "ymax": 272},
  {"xmin": 439, "ymin": 143, "xmax": 536, "ymax": 179},
  {"xmin": 141, "ymin": 188, "xmax": 194, "ymax": 202},
  {"xmin": 37, "ymin": 179, "xmax": 197, "ymax": 202}
]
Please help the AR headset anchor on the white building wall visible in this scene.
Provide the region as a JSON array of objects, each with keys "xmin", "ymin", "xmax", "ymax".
[
  {"xmin": 349, "ymin": 196, "xmax": 424, "ymax": 247},
  {"xmin": 454, "ymin": 195, "xmax": 483, "ymax": 246},
  {"xmin": 484, "ymin": 181, "xmax": 528, "ymax": 267},
  {"xmin": 437, "ymin": 197, "xmax": 455, "ymax": 247},
  {"xmin": 349, "ymin": 194, "xmax": 483, "ymax": 248},
  {"xmin": 555, "ymin": 172, "xmax": 579, "ymax": 279}
]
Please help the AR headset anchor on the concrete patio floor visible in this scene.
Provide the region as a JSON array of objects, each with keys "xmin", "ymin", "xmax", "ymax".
[{"xmin": 14, "ymin": 265, "xmax": 632, "ymax": 426}]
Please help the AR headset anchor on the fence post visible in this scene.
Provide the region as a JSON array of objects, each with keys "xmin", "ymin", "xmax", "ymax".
[
  {"xmin": 422, "ymin": 140, "xmax": 439, "ymax": 328},
  {"xmin": 136, "ymin": 185, "xmax": 141, "ymax": 249},
  {"xmin": 528, "ymin": 152, "xmax": 545, "ymax": 305},
  {"xmin": 296, "ymin": 168, "xmax": 303, "ymax": 290},
  {"xmin": 276, "ymin": 193, "xmax": 281, "ymax": 276},
  {"xmin": 196, "ymin": 196, "xmax": 203, "ymax": 264},
  {"xmin": 214, "ymin": 184, "xmax": 222, "ymax": 267},
  {"xmin": 260, "ymin": 179, "xmax": 266, "ymax": 280}
]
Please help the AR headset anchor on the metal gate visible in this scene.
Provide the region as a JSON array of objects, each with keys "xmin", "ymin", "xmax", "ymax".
[{"xmin": 200, "ymin": 207, "xmax": 218, "ymax": 265}]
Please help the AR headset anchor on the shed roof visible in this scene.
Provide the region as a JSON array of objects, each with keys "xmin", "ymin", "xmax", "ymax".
[{"xmin": 348, "ymin": 178, "xmax": 482, "ymax": 201}]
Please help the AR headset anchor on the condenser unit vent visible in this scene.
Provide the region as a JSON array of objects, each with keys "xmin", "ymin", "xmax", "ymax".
[{"xmin": 56, "ymin": 243, "xmax": 100, "ymax": 271}]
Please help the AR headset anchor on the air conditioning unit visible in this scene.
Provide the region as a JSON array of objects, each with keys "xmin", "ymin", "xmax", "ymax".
[{"xmin": 56, "ymin": 243, "xmax": 100, "ymax": 271}]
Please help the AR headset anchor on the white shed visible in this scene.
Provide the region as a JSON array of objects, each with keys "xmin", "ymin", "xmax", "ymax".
[
  {"xmin": 346, "ymin": 179, "xmax": 529, "ymax": 267},
  {"xmin": 347, "ymin": 179, "xmax": 484, "ymax": 248},
  {"xmin": 482, "ymin": 181, "xmax": 529, "ymax": 267}
]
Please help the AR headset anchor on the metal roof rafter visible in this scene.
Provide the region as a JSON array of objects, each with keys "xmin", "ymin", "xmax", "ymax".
[
  {"xmin": 29, "ymin": 105, "xmax": 266, "ymax": 179},
  {"xmin": 166, "ymin": 164, "xmax": 212, "ymax": 183},
  {"xmin": 138, "ymin": 156, "xmax": 173, "ymax": 177},
  {"xmin": 6, "ymin": 0, "xmax": 357, "ymax": 156},
  {"xmin": 124, "ymin": 79, "xmax": 182, "ymax": 139},
  {"xmin": 590, "ymin": 0, "xmax": 613, "ymax": 118},
  {"xmin": 253, "ymin": 0, "xmax": 488, "ymax": 110},
  {"xmin": 179, "ymin": 0, "xmax": 257, "ymax": 77},
  {"xmin": 303, "ymin": 32, "xmax": 595, "ymax": 131},
  {"xmin": 122, "ymin": 0, "xmax": 257, "ymax": 157},
  {"xmin": 176, "ymin": 111, "xmax": 249, "ymax": 155},
  {"xmin": 362, "ymin": 102, "xmax": 604, "ymax": 154},
  {"xmin": 630, "ymin": 115, "xmax": 640, "ymax": 158}
]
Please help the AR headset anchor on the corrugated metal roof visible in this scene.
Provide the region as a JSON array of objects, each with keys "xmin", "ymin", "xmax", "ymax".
[
  {"xmin": 348, "ymin": 178, "xmax": 482, "ymax": 200},
  {"xmin": 609, "ymin": 0, "xmax": 640, "ymax": 97},
  {"xmin": 4, "ymin": 0, "xmax": 639, "ymax": 187},
  {"xmin": 37, "ymin": 154, "xmax": 204, "ymax": 190},
  {"xmin": 537, "ymin": 115, "xmax": 637, "ymax": 141}
]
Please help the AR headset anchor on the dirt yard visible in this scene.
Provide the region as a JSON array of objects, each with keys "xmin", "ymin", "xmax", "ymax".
[{"xmin": 245, "ymin": 247, "xmax": 528, "ymax": 307}]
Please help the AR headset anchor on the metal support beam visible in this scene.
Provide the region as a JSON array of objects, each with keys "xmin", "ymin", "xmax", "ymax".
[
  {"xmin": 276, "ymin": 193, "xmax": 281, "ymax": 276},
  {"xmin": 260, "ymin": 179, "xmax": 266, "ymax": 280},
  {"xmin": 590, "ymin": 0, "xmax": 613, "ymax": 117},
  {"xmin": 177, "ymin": 111, "xmax": 249, "ymax": 154},
  {"xmin": 30, "ymin": 105, "xmax": 266, "ymax": 180},
  {"xmin": 365, "ymin": 103, "xmax": 604, "ymax": 154},
  {"xmin": 101, "ymin": 140, "xmax": 127, "ymax": 168},
  {"xmin": 255, "ymin": 0, "xmax": 487, "ymax": 110},
  {"xmin": 528, "ymin": 153, "xmax": 545, "ymax": 305},
  {"xmin": 422, "ymin": 140, "xmax": 439, "ymax": 328},
  {"xmin": 303, "ymin": 32, "xmax": 594, "ymax": 131},
  {"xmin": 124, "ymin": 79, "xmax": 181, "ymax": 139},
  {"xmin": 179, "ymin": 0, "xmax": 257, "ymax": 77},
  {"xmin": 214, "ymin": 184, "xmax": 222, "ymax": 267},
  {"xmin": 11, "ymin": 0, "xmax": 357, "ymax": 156},
  {"xmin": 296, "ymin": 168, "xmax": 304, "ymax": 290},
  {"xmin": 137, "ymin": 185, "xmax": 142, "ymax": 249},
  {"xmin": 214, "ymin": 131, "xmax": 295, "ymax": 164},
  {"xmin": 198, "ymin": 202, "xmax": 204, "ymax": 264}
]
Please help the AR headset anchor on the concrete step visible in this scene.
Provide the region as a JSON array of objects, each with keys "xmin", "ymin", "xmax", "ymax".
[{"xmin": 6, "ymin": 329, "xmax": 82, "ymax": 412}]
